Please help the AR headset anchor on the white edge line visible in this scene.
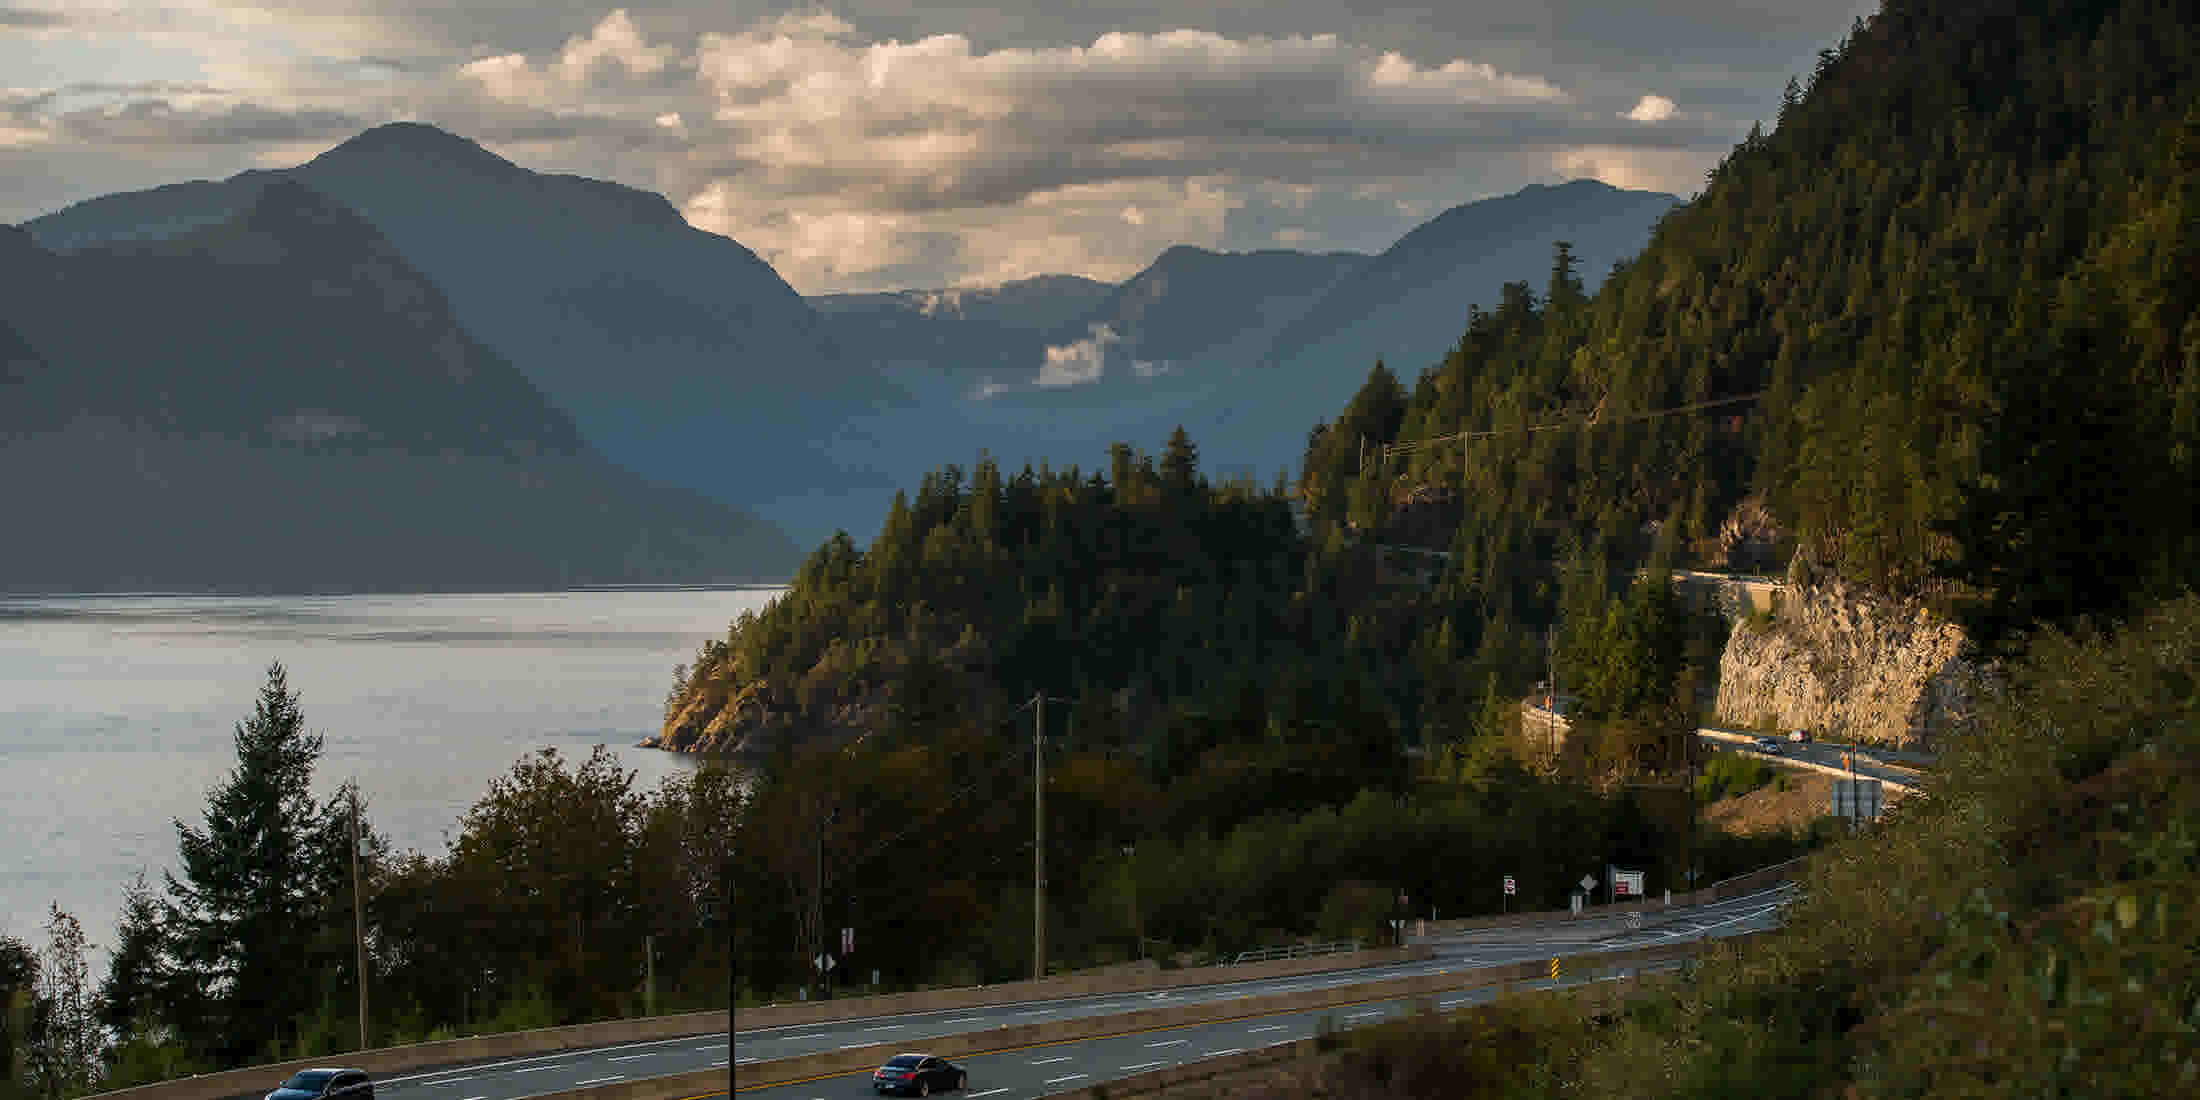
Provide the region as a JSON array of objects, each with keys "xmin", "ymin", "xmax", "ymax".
[{"xmin": 378, "ymin": 1033, "xmax": 717, "ymax": 1084}]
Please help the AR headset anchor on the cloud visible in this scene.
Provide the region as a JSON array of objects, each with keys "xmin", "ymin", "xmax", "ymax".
[
  {"xmin": 1549, "ymin": 144, "xmax": 1715, "ymax": 196},
  {"xmin": 52, "ymin": 99, "xmax": 366, "ymax": 146},
  {"xmin": 2, "ymin": 2, "xmax": 1864, "ymax": 284},
  {"xmin": 1035, "ymin": 322, "xmax": 1119, "ymax": 387},
  {"xmin": 0, "ymin": 7, "xmax": 69, "ymax": 29}
]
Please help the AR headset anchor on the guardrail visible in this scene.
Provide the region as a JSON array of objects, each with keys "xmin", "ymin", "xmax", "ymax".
[
  {"xmin": 74, "ymin": 1011, "xmax": 728, "ymax": 1100},
  {"xmin": 734, "ymin": 944, "xmax": 1430, "ymax": 1031},
  {"xmin": 1418, "ymin": 856, "xmax": 1806, "ymax": 938},
  {"xmin": 1230, "ymin": 939, "xmax": 1361, "ymax": 965}
]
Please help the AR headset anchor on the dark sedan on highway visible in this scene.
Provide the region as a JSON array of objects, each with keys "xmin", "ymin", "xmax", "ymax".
[
  {"xmin": 872, "ymin": 1053, "xmax": 966, "ymax": 1095},
  {"xmin": 265, "ymin": 1069, "xmax": 374, "ymax": 1100}
]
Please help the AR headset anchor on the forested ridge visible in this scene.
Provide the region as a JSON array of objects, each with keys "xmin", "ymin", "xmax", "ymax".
[{"xmin": 1304, "ymin": 0, "xmax": 2200, "ymax": 652}]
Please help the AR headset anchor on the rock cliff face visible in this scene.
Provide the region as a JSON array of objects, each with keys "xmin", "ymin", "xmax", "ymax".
[{"xmin": 1715, "ymin": 578, "xmax": 1985, "ymax": 749}]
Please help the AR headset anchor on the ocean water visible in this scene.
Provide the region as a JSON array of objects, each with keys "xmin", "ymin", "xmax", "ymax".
[{"xmin": 0, "ymin": 586, "xmax": 782, "ymax": 967}]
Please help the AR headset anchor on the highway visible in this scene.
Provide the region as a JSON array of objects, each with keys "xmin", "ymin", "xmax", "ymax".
[
  {"xmin": 364, "ymin": 1036, "xmax": 728, "ymax": 1100},
  {"xmin": 730, "ymin": 885, "xmax": 1792, "ymax": 1098},
  {"xmin": 1696, "ymin": 727, "xmax": 1926, "ymax": 789},
  {"xmin": 318, "ymin": 887, "xmax": 1785, "ymax": 1100},
  {"xmin": 734, "ymin": 964, "xmax": 1680, "ymax": 1100}
]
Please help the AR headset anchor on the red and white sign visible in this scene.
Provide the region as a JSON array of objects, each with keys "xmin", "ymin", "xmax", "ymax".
[
  {"xmin": 1613, "ymin": 870, "xmax": 1645, "ymax": 897},
  {"xmin": 1503, "ymin": 875, "xmax": 1516, "ymax": 896}
]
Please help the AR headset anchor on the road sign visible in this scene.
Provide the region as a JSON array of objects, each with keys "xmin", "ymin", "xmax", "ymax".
[
  {"xmin": 842, "ymin": 926, "xmax": 855, "ymax": 955},
  {"xmin": 1613, "ymin": 869, "xmax": 1645, "ymax": 897},
  {"xmin": 1503, "ymin": 875, "xmax": 1516, "ymax": 896},
  {"xmin": 814, "ymin": 953, "xmax": 836, "ymax": 973},
  {"xmin": 1548, "ymin": 957, "xmax": 1560, "ymax": 979},
  {"xmin": 1832, "ymin": 778, "xmax": 1884, "ymax": 820},
  {"xmin": 1579, "ymin": 874, "xmax": 1597, "ymax": 893}
]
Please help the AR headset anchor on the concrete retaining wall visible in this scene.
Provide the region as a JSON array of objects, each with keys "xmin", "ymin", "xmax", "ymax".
[
  {"xmin": 76, "ymin": 1011, "xmax": 729, "ymax": 1100},
  {"xmin": 734, "ymin": 945, "xmax": 1431, "ymax": 1032},
  {"xmin": 734, "ymin": 938, "xmax": 1736, "ymax": 1091}
]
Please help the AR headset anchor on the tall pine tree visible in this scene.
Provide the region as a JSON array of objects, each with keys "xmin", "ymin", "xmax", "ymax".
[{"xmin": 162, "ymin": 663, "xmax": 329, "ymax": 1063}]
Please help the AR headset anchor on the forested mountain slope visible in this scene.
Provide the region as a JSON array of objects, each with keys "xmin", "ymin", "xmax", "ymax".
[
  {"xmin": 1304, "ymin": 0, "xmax": 2200, "ymax": 654},
  {"xmin": 1, "ymin": 182, "xmax": 797, "ymax": 591}
]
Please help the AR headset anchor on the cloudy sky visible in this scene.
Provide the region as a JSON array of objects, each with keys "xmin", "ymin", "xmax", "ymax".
[{"xmin": 0, "ymin": 1, "xmax": 1874, "ymax": 293}]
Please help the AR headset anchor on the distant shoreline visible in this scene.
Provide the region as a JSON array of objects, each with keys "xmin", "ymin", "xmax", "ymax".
[{"xmin": 0, "ymin": 581, "xmax": 793, "ymax": 600}]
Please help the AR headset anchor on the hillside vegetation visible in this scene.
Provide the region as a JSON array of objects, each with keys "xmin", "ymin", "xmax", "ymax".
[{"xmin": 1302, "ymin": 0, "xmax": 2200, "ymax": 653}]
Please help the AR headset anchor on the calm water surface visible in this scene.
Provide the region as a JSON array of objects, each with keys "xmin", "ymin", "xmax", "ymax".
[{"xmin": 0, "ymin": 587, "xmax": 782, "ymax": 965}]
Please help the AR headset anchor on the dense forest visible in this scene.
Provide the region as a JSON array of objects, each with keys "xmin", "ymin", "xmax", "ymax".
[
  {"xmin": 1301, "ymin": 0, "xmax": 2200, "ymax": 652},
  {"xmin": 670, "ymin": 425, "xmax": 1754, "ymax": 997}
]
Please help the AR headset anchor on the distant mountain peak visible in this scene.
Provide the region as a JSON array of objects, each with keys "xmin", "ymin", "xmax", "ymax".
[{"xmin": 316, "ymin": 122, "xmax": 523, "ymax": 177}]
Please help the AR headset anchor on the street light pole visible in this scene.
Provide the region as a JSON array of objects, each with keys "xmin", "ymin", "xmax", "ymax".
[{"xmin": 816, "ymin": 807, "xmax": 835, "ymax": 998}]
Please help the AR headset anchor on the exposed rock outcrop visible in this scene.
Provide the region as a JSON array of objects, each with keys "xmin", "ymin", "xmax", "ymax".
[{"xmin": 1715, "ymin": 576, "xmax": 1986, "ymax": 750}]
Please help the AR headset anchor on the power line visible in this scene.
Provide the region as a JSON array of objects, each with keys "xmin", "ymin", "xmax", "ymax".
[{"xmin": 1381, "ymin": 391, "xmax": 1766, "ymax": 459}]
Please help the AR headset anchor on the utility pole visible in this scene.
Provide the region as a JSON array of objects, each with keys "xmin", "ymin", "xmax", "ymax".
[
  {"xmin": 815, "ymin": 808, "xmax": 833, "ymax": 998},
  {"xmin": 350, "ymin": 785, "xmax": 367, "ymax": 1052},
  {"xmin": 1020, "ymin": 692, "xmax": 1069, "ymax": 982},
  {"xmin": 1035, "ymin": 692, "xmax": 1046, "ymax": 982},
  {"xmin": 644, "ymin": 934, "xmax": 656, "ymax": 1017}
]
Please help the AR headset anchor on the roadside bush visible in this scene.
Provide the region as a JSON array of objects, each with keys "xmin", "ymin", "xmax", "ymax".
[
  {"xmin": 1315, "ymin": 881, "xmax": 1398, "ymax": 945},
  {"xmin": 1695, "ymin": 750, "xmax": 1776, "ymax": 802},
  {"xmin": 1568, "ymin": 595, "xmax": 2200, "ymax": 1099}
]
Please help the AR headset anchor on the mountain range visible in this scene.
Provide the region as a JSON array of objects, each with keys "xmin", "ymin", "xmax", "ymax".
[
  {"xmin": 1, "ymin": 178, "xmax": 796, "ymax": 591},
  {"xmin": 12, "ymin": 123, "xmax": 1679, "ymax": 579}
]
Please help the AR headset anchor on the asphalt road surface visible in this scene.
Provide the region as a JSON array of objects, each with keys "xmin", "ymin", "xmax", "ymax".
[
  {"xmin": 731, "ymin": 885, "xmax": 1792, "ymax": 1097},
  {"xmin": 333, "ymin": 886, "xmax": 1785, "ymax": 1100},
  {"xmin": 1697, "ymin": 729, "xmax": 1923, "ymax": 788},
  {"xmin": 364, "ymin": 1036, "xmax": 728, "ymax": 1100},
  {"xmin": 735, "ymin": 962, "xmax": 1688, "ymax": 1100}
]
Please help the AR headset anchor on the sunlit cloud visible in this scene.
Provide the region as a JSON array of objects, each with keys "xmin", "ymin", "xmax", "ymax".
[
  {"xmin": 0, "ymin": 2, "xmax": 1841, "ymax": 288},
  {"xmin": 1035, "ymin": 322, "xmax": 1119, "ymax": 387}
]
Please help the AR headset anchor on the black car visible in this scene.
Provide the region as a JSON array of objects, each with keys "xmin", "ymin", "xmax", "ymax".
[
  {"xmin": 871, "ymin": 1053, "xmax": 966, "ymax": 1095},
  {"xmin": 266, "ymin": 1069, "xmax": 374, "ymax": 1100}
]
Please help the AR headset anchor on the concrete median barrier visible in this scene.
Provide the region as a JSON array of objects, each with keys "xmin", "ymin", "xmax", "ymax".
[
  {"xmin": 1036, "ymin": 953, "xmax": 1719, "ymax": 1099},
  {"xmin": 77, "ymin": 1011, "xmax": 729, "ymax": 1100},
  {"xmin": 734, "ymin": 937, "xmax": 1760, "ymax": 1091},
  {"xmin": 525, "ymin": 1068, "xmax": 727, "ymax": 1100},
  {"xmin": 734, "ymin": 945, "xmax": 1432, "ymax": 1032}
]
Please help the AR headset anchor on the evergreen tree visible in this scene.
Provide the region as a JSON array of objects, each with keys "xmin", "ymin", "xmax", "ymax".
[
  {"xmin": 96, "ymin": 874, "xmax": 171, "ymax": 1058},
  {"xmin": 1159, "ymin": 426, "xmax": 1200, "ymax": 492},
  {"xmin": 1, "ymin": 935, "xmax": 34, "ymax": 1100},
  {"xmin": 162, "ymin": 663, "xmax": 327, "ymax": 1063}
]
